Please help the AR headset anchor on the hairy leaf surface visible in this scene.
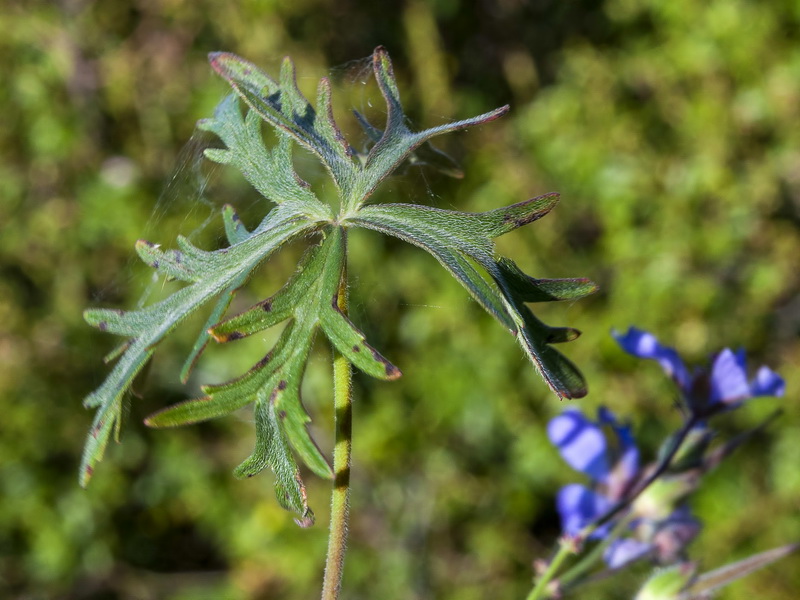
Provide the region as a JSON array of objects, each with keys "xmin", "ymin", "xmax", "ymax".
[
  {"xmin": 349, "ymin": 197, "xmax": 597, "ymax": 398},
  {"xmin": 81, "ymin": 46, "xmax": 594, "ymax": 521}
]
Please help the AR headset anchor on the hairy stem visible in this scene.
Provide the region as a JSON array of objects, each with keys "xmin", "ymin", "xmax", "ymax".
[{"xmin": 321, "ymin": 228, "xmax": 353, "ymax": 600}]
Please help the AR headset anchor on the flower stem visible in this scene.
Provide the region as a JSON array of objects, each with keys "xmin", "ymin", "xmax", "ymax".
[
  {"xmin": 526, "ymin": 540, "xmax": 574, "ymax": 600},
  {"xmin": 556, "ymin": 514, "xmax": 633, "ymax": 589},
  {"xmin": 321, "ymin": 230, "xmax": 353, "ymax": 600},
  {"xmin": 582, "ymin": 415, "xmax": 699, "ymax": 538}
]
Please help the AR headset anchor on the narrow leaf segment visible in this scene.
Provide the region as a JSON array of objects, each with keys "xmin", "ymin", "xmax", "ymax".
[{"xmin": 349, "ymin": 197, "xmax": 597, "ymax": 398}]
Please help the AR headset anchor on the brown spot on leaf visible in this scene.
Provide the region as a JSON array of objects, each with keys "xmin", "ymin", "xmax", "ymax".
[
  {"xmin": 385, "ymin": 363, "xmax": 401, "ymax": 378},
  {"xmin": 352, "ymin": 345, "xmax": 361, "ymax": 353},
  {"xmin": 98, "ymin": 321, "xmax": 107, "ymax": 331},
  {"xmin": 225, "ymin": 331, "xmax": 244, "ymax": 341},
  {"xmin": 255, "ymin": 353, "xmax": 272, "ymax": 369},
  {"xmin": 277, "ymin": 380, "xmax": 287, "ymax": 391},
  {"xmin": 368, "ymin": 347, "xmax": 402, "ymax": 379},
  {"xmin": 262, "ymin": 299, "xmax": 272, "ymax": 312},
  {"xmin": 152, "ymin": 260, "xmax": 159, "ymax": 268},
  {"xmin": 85, "ymin": 465, "xmax": 94, "ymax": 477},
  {"xmin": 279, "ymin": 410, "xmax": 287, "ymax": 420}
]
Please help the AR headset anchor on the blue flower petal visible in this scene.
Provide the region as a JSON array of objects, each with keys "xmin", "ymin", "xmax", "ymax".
[
  {"xmin": 750, "ymin": 365, "xmax": 785, "ymax": 397},
  {"xmin": 548, "ymin": 410, "xmax": 610, "ymax": 482},
  {"xmin": 613, "ymin": 327, "xmax": 691, "ymax": 391},
  {"xmin": 709, "ymin": 348, "xmax": 751, "ymax": 405},
  {"xmin": 556, "ymin": 484, "xmax": 613, "ymax": 537},
  {"xmin": 603, "ymin": 538, "xmax": 652, "ymax": 568}
]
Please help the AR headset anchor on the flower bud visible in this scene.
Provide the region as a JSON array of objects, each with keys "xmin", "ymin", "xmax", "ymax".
[
  {"xmin": 634, "ymin": 563, "xmax": 696, "ymax": 600},
  {"xmin": 633, "ymin": 472, "xmax": 699, "ymax": 520}
]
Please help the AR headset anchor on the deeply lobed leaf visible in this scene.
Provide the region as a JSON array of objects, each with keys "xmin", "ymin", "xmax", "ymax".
[{"xmin": 81, "ymin": 46, "xmax": 594, "ymax": 522}]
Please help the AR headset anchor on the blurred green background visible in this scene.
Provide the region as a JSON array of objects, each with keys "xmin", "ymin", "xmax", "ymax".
[{"xmin": 2, "ymin": 0, "xmax": 798, "ymax": 598}]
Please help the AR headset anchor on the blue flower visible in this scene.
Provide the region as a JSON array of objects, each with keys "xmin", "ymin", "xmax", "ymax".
[
  {"xmin": 548, "ymin": 409, "xmax": 641, "ymax": 556},
  {"xmin": 613, "ymin": 327, "xmax": 785, "ymax": 414},
  {"xmin": 548, "ymin": 408, "xmax": 700, "ymax": 568},
  {"xmin": 548, "ymin": 408, "xmax": 639, "ymax": 511}
]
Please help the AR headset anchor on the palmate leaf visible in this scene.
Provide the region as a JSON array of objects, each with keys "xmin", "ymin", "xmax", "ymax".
[{"xmin": 81, "ymin": 45, "xmax": 595, "ymax": 522}]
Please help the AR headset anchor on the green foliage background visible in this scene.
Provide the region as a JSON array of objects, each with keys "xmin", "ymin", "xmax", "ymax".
[{"xmin": 1, "ymin": 0, "xmax": 798, "ymax": 598}]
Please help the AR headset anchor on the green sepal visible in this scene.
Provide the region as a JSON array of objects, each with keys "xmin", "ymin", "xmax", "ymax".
[{"xmin": 635, "ymin": 564, "xmax": 696, "ymax": 600}]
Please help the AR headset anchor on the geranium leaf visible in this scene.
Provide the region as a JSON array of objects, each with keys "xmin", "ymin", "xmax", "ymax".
[{"xmin": 81, "ymin": 47, "xmax": 594, "ymax": 524}]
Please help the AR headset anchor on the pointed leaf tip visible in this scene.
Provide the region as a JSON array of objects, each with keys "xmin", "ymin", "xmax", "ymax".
[{"xmin": 372, "ymin": 45, "xmax": 391, "ymax": 66}]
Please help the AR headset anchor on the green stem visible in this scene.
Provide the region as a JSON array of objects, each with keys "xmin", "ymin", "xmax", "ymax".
[
  {"xmin": 321, "ymin": 229, "xmax": 353, "ymax": 600},
  {"xmin": 557, "ymin": 514, "xmax": 633, "ymax": 589},
  {"xmin": 526, "ymin": 540, "xmax": 575, "ymax": 600}
]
